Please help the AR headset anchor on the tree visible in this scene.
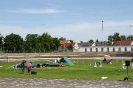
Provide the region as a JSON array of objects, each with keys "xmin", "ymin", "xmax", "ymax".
[
  {"xmin": 69, "ymin": 40, "xmax": 73, "ymax": 44},
  {"xmin": 36, "ymin": 35, "xmax": 44, "ymax": 52},
  {"xmin": 4, "ymin": 33, "xmax": 24, "ymax": 53},
  {"xmin": 67, "ymin": 44, "xmax": 73, "ymax": 51},
  {"xmin": 0, "ymin": 34, "xmax": 4, "ymax": 52},
  {"xmin": 0, "ymin": 37, "xmax": 2, "ymax": 45},
  {"xmin": 108, "ymin": 35, "xmax": 113, "ymax": 45},
  {"xmin": 127, "ymin": 35, "xmax": 133, "ymax": 40},
  {"xmin": 89, "ymin": 39, "xmax": 94, "ymax": 43},
  {"xmin": 59, "ymin": 37, "xmax": 66, "ymax": 40},
  {"xmin": 24, "ymin": 34, "xmax": 39, "ymax": 52},
  {"xmin": 113, "ymin": 32, "xmax": 120, "ymax": 45},
  {"xmin": 52, "ymin": 37, "xmax": 60, "ymax": 51},
  {"xmin": 120, "ymin": 35, "xmax": 126, "ymax": 40},
  {"xmin": 108, "ymin": 32, "xmax": 121, "ymax": 45},
  {"xmin": 41, "ymin": 32, "xmax": 53, "ymax": 52},
  {"xmin": 96, "ymin": 39, "xmax": 99, "ymax": 43}
]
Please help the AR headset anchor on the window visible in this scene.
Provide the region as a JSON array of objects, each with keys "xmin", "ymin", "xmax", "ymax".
[
  {"xmin": 85, "ymin": 48, "xmax": 87, "ymax": 52},
  {"xmin": 96, "ymin": 48, "xmax": 98, "ymax": 52},
  {"xmin": 131, "ymin": 47, "xmax": 133, "ymax": 51},
  {"xmin": 107, "ymin": 48, "xmax": 109, "ymax": 52},
  {"xmin": 101, "ymin": 48, "xmax": 103, "ymax": 52},
  {"xmin": 90, "ymin": 48, "xmax": 92, "ymax": 52},
  {"xmin": 113, "ymin": 48, "xmax": 115, "ymax": 52},
  {"xmin": 125, "ymin": 47, "xmax": 127, "ymax": 51},
  {"xmin": 119, "ymin": 47, "xmax": 121, "ymax": 52}
]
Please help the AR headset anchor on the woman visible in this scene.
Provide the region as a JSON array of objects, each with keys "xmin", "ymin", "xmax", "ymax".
[{"xmin": 27, "ymin": 62, "xmax": 32, "ymax": 74}]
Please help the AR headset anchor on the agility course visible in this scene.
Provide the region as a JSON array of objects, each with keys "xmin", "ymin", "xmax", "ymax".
[{"xmin": 1, "ymin": 55, "xmax": 133, "ymax": 81}]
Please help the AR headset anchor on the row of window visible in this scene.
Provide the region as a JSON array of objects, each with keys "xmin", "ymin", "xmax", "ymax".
[{"xmin": 84, "ymin": 47, "xmax": 133, "ymax": 52}]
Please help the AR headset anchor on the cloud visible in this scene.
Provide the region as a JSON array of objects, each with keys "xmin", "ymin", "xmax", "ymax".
[
  {"xmin": 0, "ymin": 20, "xmax": 133, "ymax": 42},
  {"xmin": 0, "ymin": 25, "xmax": 28, "ymax": 37},
  {"xmin": 36, "ymin": 20, "xmax": 133, "ymax": 41},
  {"xmin": 5, "ymin": 9, "xmax": 64, "ymax": 14}
]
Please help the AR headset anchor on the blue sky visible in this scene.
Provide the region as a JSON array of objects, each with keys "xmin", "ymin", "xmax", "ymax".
[{"xmin": 0, "ymin": 0, "xmax": 133, "ymax": 42}]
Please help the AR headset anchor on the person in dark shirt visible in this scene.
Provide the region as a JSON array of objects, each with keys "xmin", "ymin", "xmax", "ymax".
[
  {"xmin": 21, "ymin": 60, "xmax": 26, "ymax": 73},
  {"xmin": 103, "ymin": 57, "xmax": 107, "ymax": 63}
]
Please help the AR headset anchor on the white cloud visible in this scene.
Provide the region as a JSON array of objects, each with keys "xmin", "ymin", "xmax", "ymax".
[
  {"xmin": 0, "ymin": 20, "xmax": 133, "ymax": 42},
  {"xmin": 5, "ymin": 9, "xmax": 64, "ymax": 14}
]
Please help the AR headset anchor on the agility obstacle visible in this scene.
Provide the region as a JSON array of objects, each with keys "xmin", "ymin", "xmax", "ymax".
[
  {"xmin": 94, "ymin": 60, "xmax": 102, "ymax": 67},
  {"xmin": 60, "ymin": 56, "xmax": 74, "ymax": 66}
]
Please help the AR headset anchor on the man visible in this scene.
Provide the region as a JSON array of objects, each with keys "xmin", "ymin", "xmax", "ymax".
[{"xmin": 21, "ymin": 60, "xmax": 26, "ymax": 73}]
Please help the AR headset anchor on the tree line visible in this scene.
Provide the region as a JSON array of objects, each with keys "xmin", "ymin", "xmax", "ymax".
[
  {"xmin": 107, "ymin": 32, "xmax": 133, "ymax": 45},
  {"xmin": 0, "ymin": 32, "xmax": 69, "ymax": 53},
  {"xmin": 0, "ymin": 32, "xmax": 133, "ymax": 53},
  {"xmin": 88, "ymin": 32, "xmax": 133, "ymax": 45}
]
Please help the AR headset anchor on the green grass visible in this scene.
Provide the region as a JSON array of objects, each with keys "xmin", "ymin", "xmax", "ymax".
[{"xmin": 0, "ymin": 59, "xmax": 133, "ymax": 80}]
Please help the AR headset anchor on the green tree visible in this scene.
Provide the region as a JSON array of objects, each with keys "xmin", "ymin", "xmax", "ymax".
[
  {"xmin": 113, "ymin": 32, "xmax": 120, "ymax": 45},
  {"xmin": 89, "ymin": 39, "xmax": 94, "ymax": 43},
  {"xmin": 67, "ymin": 44, "xmax": 73, "ymax": 51},
  {"xmin": 108, "ymin": 35, "xmax": 113, "ymax": 45},
  {"xmin": 120, "ymin": 35, "xmax": 126, "ymax": 40},
  {"xmin": 52, "ymin": 38, "xmax": 60, "ymax": 51},
  {"xmin": 4, "ymin": 33, "xmax": 24, "ymax": 53},
  {"xmin": 127, "ymin": 35, "xmax": 133, "ymax": 40},
  {"xmin": 69, "ymin": 40, "xmax": 73, "ymax": 44},
  {"xmin": 24, "ymin": 34, "xmax": 39, "ymax": 52},
  {"xmin": 41, "ymin": 32, "xmax": 53, "ymax": 52},
  {"xmin": 0, "ymin": 34, "xmax": 4, "ymax": 52},
  {"xmin": 59, "ymin": 37, "xmax": 66, "ymax": 40},
  {"xmin": 36, "ymin": 35, "xmax": 44, "ymax": 52},
  {"xmin": 96, "ymin": 39, "xmax": 99, "ymax": 42}
]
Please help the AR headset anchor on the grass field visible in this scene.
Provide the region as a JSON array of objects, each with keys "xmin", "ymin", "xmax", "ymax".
[{"xmin": 0, "ymin": 58, "xmax": 133, "ymax": 81}]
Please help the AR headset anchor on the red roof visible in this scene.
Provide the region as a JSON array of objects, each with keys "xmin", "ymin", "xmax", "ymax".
[
  {"xmin": 60, "ymin": 40, "xmax": 81, "ymax": 47},
  {"xmin": 116, "ymin": 40, "xmax": 132, "ymax": 45},
  {"xmin": 60, "ymin": 40, "xmax": 71, "ymax": 45}
]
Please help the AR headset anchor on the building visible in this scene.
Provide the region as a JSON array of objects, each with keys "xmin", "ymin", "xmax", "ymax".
[{"xmin": 73, "ymin": 40, "xmax": 133, "ymax": 52}]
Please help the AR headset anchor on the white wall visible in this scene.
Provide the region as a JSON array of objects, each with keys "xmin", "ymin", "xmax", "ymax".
[{"xmin": 73, "ymin": 45, "xmax": 133, "ymax": 52}]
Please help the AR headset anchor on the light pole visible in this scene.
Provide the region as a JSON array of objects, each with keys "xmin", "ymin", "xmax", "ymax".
[
  {"xmin": 102, "ymin": 21, "xmax": 103, "ymax": 42},
  {"xmin": 130, "ymin": 25, "xmax": 132, "ymax": 40}
]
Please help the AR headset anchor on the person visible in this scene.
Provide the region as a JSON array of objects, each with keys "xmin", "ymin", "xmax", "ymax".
[
  {"xmin": 103, "ymin": 57, "xmax": 107, "ymax": 63},
  {"xmin": 27, "ymin": 62, "xmax": 32, "ymax": 74},
  {"xmin": 21, "ymin": 60, "xmax": 26, "ymax": 73},
  {"xmin": 57, "ymin": 56, "xmax": 60, "ymax": 63},
  {"xmin": 59, "ymin": 62, "xmax": 65, "ymax": 67},
  {"xmin": 131, "ymin": 58, "xmax": 133, "ymax": 62}
]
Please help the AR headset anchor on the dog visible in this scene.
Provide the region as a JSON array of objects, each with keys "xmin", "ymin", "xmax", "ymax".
[{"xmin": 31, "ymin": 71, "xmax": 37, "ymax": 75}]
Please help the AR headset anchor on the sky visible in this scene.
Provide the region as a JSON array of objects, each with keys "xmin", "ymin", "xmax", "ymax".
[{"xmin": 0, "ymin": 0, "xmax": 133, "ymax": 42}]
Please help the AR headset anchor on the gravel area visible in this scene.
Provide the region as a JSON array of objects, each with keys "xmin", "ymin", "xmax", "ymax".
[{"xmin": 0, "ymin": 78, "xmax": 133, "ymax": 88}]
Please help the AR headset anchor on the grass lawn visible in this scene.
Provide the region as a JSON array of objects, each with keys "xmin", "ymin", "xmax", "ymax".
[{"xmin": 0, "ymin": 59, "xmax": 133, "ymax": 80}]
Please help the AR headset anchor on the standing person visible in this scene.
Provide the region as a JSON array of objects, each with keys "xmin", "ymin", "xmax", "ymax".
[
  {"xmin": 21, "ymin": 60, "xmax": 26, "ymax": 73},
  {"xmin": 57, "ymin": 56, "xmax": 60, "ymax": 63},
  {"xmin": 27, "ymin": 62, "xmax": 32, "ymax": 74}
]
